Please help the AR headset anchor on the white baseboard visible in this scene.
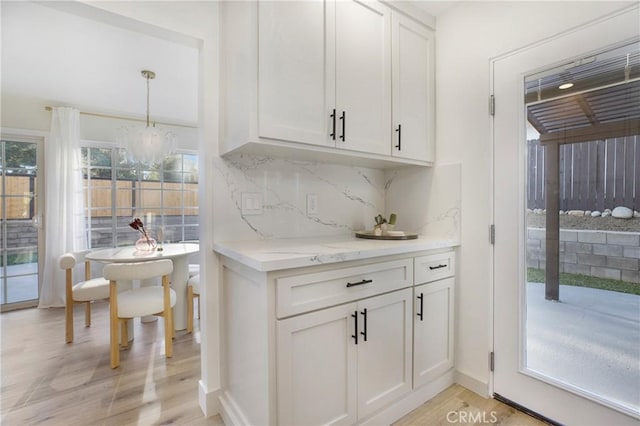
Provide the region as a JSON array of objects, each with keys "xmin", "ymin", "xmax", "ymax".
[
  {"xmin": 198, "ymin": 380, "xmax": 222, "ymax": 417},
  {"xmin": 219, "ymin": 391, "xmax": 252, "ymax": 426},
  {"xmin": 361, "ymin": 370, "xmax": 455, "ymax": 425},
  {"xmin": 455, "ymin": 370, "xmax": 490, "ymax": 397}
]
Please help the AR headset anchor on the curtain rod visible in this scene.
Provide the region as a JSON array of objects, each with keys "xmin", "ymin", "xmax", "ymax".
[{"xmin": 44, "ymin": 106, "xmax": 198, "ymax": 129}]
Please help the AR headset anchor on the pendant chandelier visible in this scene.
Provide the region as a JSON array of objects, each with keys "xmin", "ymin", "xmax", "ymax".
[{"xmin": 117, "ymin": 70, "xmax": 176, "ymax": 164}]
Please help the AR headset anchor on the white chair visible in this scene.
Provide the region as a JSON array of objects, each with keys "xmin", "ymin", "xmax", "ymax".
[
  {"xmin": 188, "ymin": 263, "xmax": 200, "ymax": 278},
  {"xmin": 187, "ymin": 274, "xmax": 200, "ymax": 333},
  {"xmin": 59, "ymin": 251, "xmax": 110, "ymax": 343},
  {"xmin": 103, "ymin": 259, "xmax": 176, "ymax": 369}
]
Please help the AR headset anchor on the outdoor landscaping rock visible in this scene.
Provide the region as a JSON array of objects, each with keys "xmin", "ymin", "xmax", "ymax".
[
  {"xmin": 568, "ymin": 210, "xmax": 585, "ymax": 216},
  {"xmin": 635, "ymin": 211, "xmax": 640, "ymax": 218},
  {"xmin": 612, "ymin": 206, "xmax": 633, "ymax": 219},
  {"xmin": 591, "ymin": 211, "xmax": 601, "ymax": 217},
  {"xmin": 602, "ymin": 211, "xmax": 612, "ymax": 217}
]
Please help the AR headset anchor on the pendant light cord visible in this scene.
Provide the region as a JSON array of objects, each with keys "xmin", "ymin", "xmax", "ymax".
[{"xmin": 146, "ymin": 73, "xmax": 150, "ymax": 128}]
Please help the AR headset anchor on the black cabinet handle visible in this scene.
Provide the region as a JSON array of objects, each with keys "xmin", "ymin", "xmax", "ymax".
[
  {"xmin": 395, "ymin": 124, "xmax": 402, "ymax": 150},
  {"xmin": 360, "ymin": 308, "xmax": 368, "ymax": 342},
  {"xmin": 330, "ymin": 109, "xmax": 336, "ymax": 140},
  {"xmin": 417, "ymin": 293, "xmax": 424, "ymax": 321},
  {"xmin": 340, "ymin": 111, "xmax": 346, "ymax": 141},
  {"xmin": 351, "ymin": 310, "xmax": 358, "ymax": 344},
  {"xmin": 346, "ymin": 279, "xmax": 372, "ymax": 288},
  {"xmin": 429, "ymin": 264, "xmax": 447, "ymax": 270}
]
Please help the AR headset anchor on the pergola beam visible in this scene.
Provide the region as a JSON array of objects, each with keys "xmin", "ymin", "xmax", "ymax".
[{"xmin": 540, "ymin": 118, "xmax": 640, "ymax": 145}]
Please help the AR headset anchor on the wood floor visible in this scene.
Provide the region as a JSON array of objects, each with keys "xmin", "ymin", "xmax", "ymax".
[{"xmin": 1, "ymin": 302, "xmax": 545, "ymax": 425}]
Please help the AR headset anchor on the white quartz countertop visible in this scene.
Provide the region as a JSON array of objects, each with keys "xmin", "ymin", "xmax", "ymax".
[{"xmin": 213, "ymin": 235, "xmax": 459, "ymax": 272}]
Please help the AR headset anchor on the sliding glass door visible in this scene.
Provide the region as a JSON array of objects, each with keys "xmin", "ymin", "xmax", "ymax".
[{"xmin": 0, "ymin": 138, "xmax": 42, "ymax": 310}]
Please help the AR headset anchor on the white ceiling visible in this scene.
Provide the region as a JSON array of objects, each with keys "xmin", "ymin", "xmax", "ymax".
[
  {"xmin": 1, "ymin": 1, "xmax": 199, "ymax": 124},
  {"xmin": 410, "ymin": 0, "xmax": 461, "ymax": 17}
]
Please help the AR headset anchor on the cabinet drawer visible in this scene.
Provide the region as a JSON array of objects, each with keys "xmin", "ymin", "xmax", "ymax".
[
  {"xmin": 414, "ymin": 251, "xmax": 455, "ymax": 284},
  {"xmin": 277, "ymin": 259, "xmax": 413, "ymax": 318}
]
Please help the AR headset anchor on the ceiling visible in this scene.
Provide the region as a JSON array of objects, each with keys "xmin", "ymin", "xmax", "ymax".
[
  {"xmin": 410, "ymin": 0, "xmax": 461, "ymax": 17},
  {"xmin": 1, "ymin": 1, "xmax": 199, "ymax": 125}
]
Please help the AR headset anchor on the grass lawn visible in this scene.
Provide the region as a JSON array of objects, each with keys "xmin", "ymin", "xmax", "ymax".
[{"xmin": 527, "ymin": 268, "xmax": 640, "ymax": 295}]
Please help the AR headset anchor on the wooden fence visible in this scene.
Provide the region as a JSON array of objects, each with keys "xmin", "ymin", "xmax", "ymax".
[
  {"xmin": 1, "ymin": 177, "xmax": 198, "ymax": 220},
  {"xmin": 528, "ymin": 135, "xmax": 640, "ymax": 211}
]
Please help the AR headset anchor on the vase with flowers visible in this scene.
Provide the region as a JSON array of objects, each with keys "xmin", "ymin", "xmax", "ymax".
[{"xmin": 130, "ymin": 217, "xmax": 157, "ymax": 252}]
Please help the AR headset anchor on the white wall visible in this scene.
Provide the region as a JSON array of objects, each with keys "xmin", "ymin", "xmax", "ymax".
[{"xmin": 434, "ymin": 0, "xmax": 636, "ymax": 394}]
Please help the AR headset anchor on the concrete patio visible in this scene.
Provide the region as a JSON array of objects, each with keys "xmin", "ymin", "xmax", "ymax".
[{"xmin": 527, "ymin": 282, "xmax": 640, "ymax": 413}]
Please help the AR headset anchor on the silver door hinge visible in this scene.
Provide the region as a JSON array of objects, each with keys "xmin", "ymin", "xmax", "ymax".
[
  {"xmin": 489, "ymin": 224, "xmax": 495, "ymax": 245},
  {"xmin": 489, "ymin": 95, "xmax": 495, "ymax": 116},
  {"xmin": 490, "ymin": 351, "xmax": 495, "ymax": 372}
]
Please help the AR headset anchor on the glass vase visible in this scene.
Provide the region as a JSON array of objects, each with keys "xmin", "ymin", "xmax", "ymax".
[{"xmin": 135, "ymin": 236, "xmax": 157, "ymax": 252}]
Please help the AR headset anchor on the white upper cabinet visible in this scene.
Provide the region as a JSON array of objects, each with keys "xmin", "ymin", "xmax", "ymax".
[
  {"xmin": 335, "ymin": 0, "xmax": 391, "ymax": 155},
  {"xmin": 258, "ymin": 1, "xmax": 335, "ymax": 147},
  {"xmin": 220, "ymin": 0, "xmax": 435, "ymax": 168},
  {"xmin": 391, "ymin": 12, "xmax": 435, "ymax": 162}
]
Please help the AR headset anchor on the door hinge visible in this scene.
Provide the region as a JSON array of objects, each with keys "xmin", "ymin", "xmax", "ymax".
[
  {"xmin": 490, "ymin": 351, "xmax": 495, "ymax": 372},
  {"xmin": 489, "ymin": 224, "xmax": 495, "ymax": 245},
  {"xmin": 489, "ymin": 95, "xmax": 495, "ymax": 116}
]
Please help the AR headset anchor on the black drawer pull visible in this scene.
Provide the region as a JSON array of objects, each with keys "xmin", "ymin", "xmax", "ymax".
[
  {"xmin": 340, "ymin": 111, "xmax": 346, "ymax": 141},
  {"xmin": 351, "ymin": 310, "xmax": 358, "ymax": 344},
  {"xmin": 417, "ymin": 293, "xmax": 424, "ymax": 321},
  {"xmin": 360, "ymin": 308, "xmax": 368, "ymax": 342},
  {"xmin": 330, "ymin": 109, "xmax": 336, "ymax": 140},
  {"xmin": 395, "ymin": 124, "xmax": 402, "ymax": 150},
  {"xmin": 429, "ymin": 264, "xmax": 448, "ymax": 270},
  {"xmin": 346, "ymin": 279, "xmax": 372, "ymax": 288}
]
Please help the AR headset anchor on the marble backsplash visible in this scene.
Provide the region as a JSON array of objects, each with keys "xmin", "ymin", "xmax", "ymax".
[{"xmin": 213, "ymin": 153, "xmax": 461, "ymax": 242}]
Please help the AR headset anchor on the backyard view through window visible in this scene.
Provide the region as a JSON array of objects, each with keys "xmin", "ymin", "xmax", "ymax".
[
  {"xmin": 82, "ymin": 147, "xmax": 199, "ymax": 249},
  {"xmin": 524, "ymin": 43, "xmax": 639, "ymax": 414}
]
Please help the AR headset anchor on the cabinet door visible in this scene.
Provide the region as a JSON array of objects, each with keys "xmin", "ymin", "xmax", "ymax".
[
  {"xmin": 258, "ymin": 1, "xmax": 335, "ymax": 146},
  {"xmin": 335, "ymin": 0, "xmax": 391, "ymax": 155},
  {"xmin": 357, "ymin": 288, "xmax": 412, "ymax": 419},
  {"xmin": 414, "ymin": 278, "xmax": 455, "ymax": 388},
  {"xmin": 277, "ymin": 302, "xmax": 357, "ymax": 426},
  {"xmin": 391, "ymin": 13, "xmax": 434, "ymax": 162}
]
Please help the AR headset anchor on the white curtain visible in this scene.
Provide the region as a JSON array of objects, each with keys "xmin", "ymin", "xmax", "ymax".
[{"xmin": 39, "ymin": 107, "xmax": 87, "ymax": 308}]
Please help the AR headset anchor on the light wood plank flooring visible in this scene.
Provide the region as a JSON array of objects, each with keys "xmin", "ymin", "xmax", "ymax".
[{"xmin": 2, "ymin": 302, "xmax": 545, "ymax": 425}]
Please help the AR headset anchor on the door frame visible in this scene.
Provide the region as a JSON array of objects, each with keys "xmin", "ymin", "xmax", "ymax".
[
  {"xmin": 489, "ymin": 5, "xmax": 640, "ymax": 423},
  {"xmin": 0, "ymin": 128, "xmax": 47, "ymax": 311}
]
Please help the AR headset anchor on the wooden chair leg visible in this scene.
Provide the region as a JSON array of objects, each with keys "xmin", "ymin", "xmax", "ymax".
[
  {"xmin": 85, "ymin": 301, "xmax": 91, "ymax": 327},
  {"xmin": 65, "ymin": 269, "xmax": 74, "ymax": 343},
  {"xmin": 109, "ymin": 281, "xmax": 120, "ymax": 369},
  {"xmin": 120, "ymin": 319, "xmax": 129, "ymax": 348},
  {"xmin": 163, "ymin": 275, "xmax": 173, "ymax": 358},
  {"xmin": 65, "ymin": 302, "xmax": 74, "ymax": 344},
  {"xmin": 187, "ymin": 286, "xmax": 194, "ymax": 333}
]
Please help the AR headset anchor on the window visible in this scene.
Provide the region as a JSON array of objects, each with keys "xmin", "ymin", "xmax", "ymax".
[{"xmin": 82, "ymin": 147, "xmax": 198, "ymax": 248}]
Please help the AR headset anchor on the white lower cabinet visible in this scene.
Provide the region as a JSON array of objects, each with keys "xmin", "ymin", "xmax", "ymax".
[
  {"xmin": 277, "ymin": 288, "xmax": 413, "ymax": 425},
  {"xmin": 413, "ymin": 277, "xmax": 455, "ymax": 388},
  {"xmin": 218, "ymin": 250, "xmax": 456, "ymax": 425}
]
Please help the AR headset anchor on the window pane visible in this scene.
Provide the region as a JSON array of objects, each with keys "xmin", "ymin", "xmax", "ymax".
[
  {"xmin": 163, "ymin": 171, "xmax": 182, "ymax": 183},
  {"xmin": 163, "ymin": 154, "xmax": 182, "ymax": 171},
  {"xmin": 84, "ymin": 149, "xmax": 199, "ymax": 248},
  {"xmin": 5, "ymin": 142, "xmax": 36, "ymax": 168}
]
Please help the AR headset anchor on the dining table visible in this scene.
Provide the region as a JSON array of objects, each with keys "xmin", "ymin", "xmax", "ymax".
[{"xmin": 87, "ymin": 242, "xmax": 199, "ymax": 331}]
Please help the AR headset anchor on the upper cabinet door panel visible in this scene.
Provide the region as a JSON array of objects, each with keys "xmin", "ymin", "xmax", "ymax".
[
  {"xmin": 335, "ymin": 0, "xmax": 391, "ymax": 156},
  {"xmin": 392, "ymin": 14, "xmax": 434, "ymax": 162},
  {"xmin": 258, "ymin": 1, "xmax": 335, "ymax": 147}
]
